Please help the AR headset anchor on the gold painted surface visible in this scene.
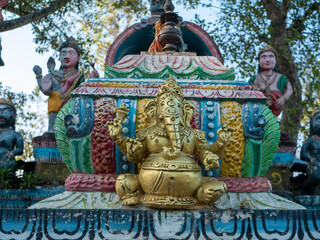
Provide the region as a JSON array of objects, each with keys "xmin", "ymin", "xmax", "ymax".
[
  {"xmin": 108, "ymin": 77, "xmax": 230, "ymax": 209},
  {"xmin": 136, "ymin": 99, "xmax": 151, "ymax": 130},
  {"xmin": 220, "ymin": 101, "xmax": 245, "ymax": 177}
]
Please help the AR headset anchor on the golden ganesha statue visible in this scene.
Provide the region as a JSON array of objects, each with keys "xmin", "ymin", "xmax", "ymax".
[{"xmin": 107, "ymin": 77, "xmax": 231, "ymax": 209}]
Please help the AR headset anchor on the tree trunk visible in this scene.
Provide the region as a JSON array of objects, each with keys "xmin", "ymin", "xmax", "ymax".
[{"xmin": 262, "ymin": 0, "xmax": 303, "ymax": 143}]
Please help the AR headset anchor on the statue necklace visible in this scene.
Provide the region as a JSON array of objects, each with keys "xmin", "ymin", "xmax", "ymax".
[{"xmin": 259, "ymin": 72, "xmax": 277, "ymax": 106}]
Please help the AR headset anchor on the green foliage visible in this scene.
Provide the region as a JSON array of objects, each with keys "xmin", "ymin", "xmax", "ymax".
[
  {"xmin": 0, "ymin": 166, "xmax": 13, "ymax": 189},
  {"xmin": 2, "ymin": 0, "xmax": 319, "ymax": 140},
  {"xmin": 194, "ymin": 0, "xmax": 320, "ymax": 141},
  {"xmin": 20, "ymin": 172, "xmax": 41, "ymax": 189},
  {"xmin": 2, "ymin": 0, "xmax": 148, "ymax": 74}
]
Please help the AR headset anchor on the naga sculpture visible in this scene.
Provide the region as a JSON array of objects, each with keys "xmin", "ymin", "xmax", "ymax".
[{"xmin": 108, "ymin": 77, "xmax": 230, "ymax": 209}]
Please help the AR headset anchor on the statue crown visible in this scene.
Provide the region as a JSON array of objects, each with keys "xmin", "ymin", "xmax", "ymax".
[
  {"xmin": 157, "ymin": 77, "xmax": 183, "ymax": 100},
  {"xmin": 258, "ymin": 44, "xmax": 277, "ymax": 59},
  {"xmin": 0, "ymin": 98, "xmax": 16, "ymax": 111},
  {"xmin": 58, "ymin": 37, "xmax": 82, "ymax": 56}
]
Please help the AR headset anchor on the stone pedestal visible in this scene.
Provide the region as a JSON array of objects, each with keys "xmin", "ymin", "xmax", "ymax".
[
  {"xmin": 33, "ymin": 132, "xmax": 67, "ymax": 185},
  {"xmin": 265, "ymin": 139, "xmax": 296, "ymax": 190},
  {"xmin": 265, "ymin": 166, "xmax": 292, "ymax": 190},
  {"xmin": 35, "ymin": 163, "xmax": 69, "ymax": 185}
]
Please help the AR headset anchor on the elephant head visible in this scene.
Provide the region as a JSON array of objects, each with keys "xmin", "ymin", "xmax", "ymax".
[{"xmin": 153, "ymin": 77, "xmax": 185, "ymax": 159}]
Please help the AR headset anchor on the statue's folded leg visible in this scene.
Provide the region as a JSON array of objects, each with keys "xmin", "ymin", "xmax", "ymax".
[
  {"xmin": 197, "ymin": 177, "xmax": 226, "ymax": 204},
  {"xmin": 115, "ymin": 174, "xmax": 142, "ymax": 206}
]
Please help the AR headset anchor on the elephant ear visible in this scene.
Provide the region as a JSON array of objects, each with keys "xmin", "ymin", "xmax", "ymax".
[
  {"xmin": 182, "ymin": 100, "xmax": 195, "ymax": 127},
  {"xmin": 144, "ymin": 99, "xmax": 157, "ymax": 126}
]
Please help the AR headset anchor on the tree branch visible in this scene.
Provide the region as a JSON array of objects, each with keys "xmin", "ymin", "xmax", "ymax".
[
  {"xmin": 4, "ymin": 3, "xmax": 32, "ymax": 16},
  {"xmin": 286, "ymin": 2, "xmax": 320, "ymax": 38},
  {"xmin": 281, "ymin": 0, "xmax": 290, "ymax": 18},
  {"xmin": 0, "ymin": 0, "xmax": 71, "ymax": 32}
]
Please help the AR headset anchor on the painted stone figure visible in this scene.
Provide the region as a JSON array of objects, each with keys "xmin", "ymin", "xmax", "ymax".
[
  {"xmin": 108, "ymin": 77, "xmax": 230, "ymax": 209},
  {"xmin": 0, "ymin": 99, "xmax": 23, "ymax": 173},
  {"xmin": 249, "ymin": 45, "xmax": 293, "ymax": 117},
  {"xmin": 33, "ymin": 37, "xmax": 85, "ymax": 132},
  {"xmin": 300, "ymin": 110, "xmax": 320, "ymax": 193}
]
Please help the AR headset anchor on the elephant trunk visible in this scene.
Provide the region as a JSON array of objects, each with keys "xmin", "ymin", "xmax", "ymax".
[{"xmin": 163, "ymin": 113, "xmax": 181, "ymax": 160}]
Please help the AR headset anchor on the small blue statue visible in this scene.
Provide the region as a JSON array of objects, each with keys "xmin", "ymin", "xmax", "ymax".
[
  {"xmin": 300, "ymin": 109, "xmax": 320, "ymax": 194},
  {"xmin": 0, "ymin": 99, "xmax": 23, "ymax": 174}
]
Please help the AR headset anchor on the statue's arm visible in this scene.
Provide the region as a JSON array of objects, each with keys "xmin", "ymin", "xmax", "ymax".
[
  {"xmin": 275, "ymin": 77, "xmax": 293, "ymax": 109},
  {"xmin": 194, "ymin": 130, "xmax": 219, "ymax": 171},
  {"xmin": 107, "ymin": 118, "xmax": 128, "ymax": 154},
  {"xmin": 300, "ymin": 138, "xmax": 313, "ymax": 163},
  {"xmin": 11, "ymin": 132, "xmax": 24, "ymax": 156},
  {"xmin": 33, "ymin": 65, "xmax": 52, "ymax": 95},
  {"xmin": 126, "ymin": 137, "xmax": 146, "ymax": 164},
  {"xmin": 283, "ymin": 81, "xmax": 293, "ymax": 101}
]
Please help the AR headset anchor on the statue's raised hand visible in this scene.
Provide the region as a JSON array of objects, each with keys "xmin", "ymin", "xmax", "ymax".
[
  {"xmin": 203, "ymin": 151, "xmax": 219, "ymax": 171},
  {"xmin": 107, "ymin": 118, "xmax": 123, "ymax": 139},
  {"xmin": 126, "ymin": 138, "xmax": 144, "ymax": 163},
  {"xmin": 33, "ymin": 65, "xmax": 42, "ymax": 77}
]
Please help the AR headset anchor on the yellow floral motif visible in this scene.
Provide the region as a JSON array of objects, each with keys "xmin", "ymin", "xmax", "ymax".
[{"xmin": 220, "ymin": 101, "xmax": 245, "ymax": 177}]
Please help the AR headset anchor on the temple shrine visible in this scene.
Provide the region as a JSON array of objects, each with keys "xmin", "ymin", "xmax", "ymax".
[{"xmin": 0, "ymin": 0, "xmax": 319, "ymax": 239}]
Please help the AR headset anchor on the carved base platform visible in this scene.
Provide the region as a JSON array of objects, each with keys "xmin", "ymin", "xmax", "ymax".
[{"xmin": 2, "ymin": 208, "xmax": 320, "ymax": 239}]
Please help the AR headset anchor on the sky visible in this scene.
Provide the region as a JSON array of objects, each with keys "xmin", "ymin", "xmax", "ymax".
[
  {"xmin": 0, "ymin": 3, "xmax": 219, "ymax": 95},
  {"xmin": 0, "ymin": 25, "xmax": 53, "ymax": 94}
]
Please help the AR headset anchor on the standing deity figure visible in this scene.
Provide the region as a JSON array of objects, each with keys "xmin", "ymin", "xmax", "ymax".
[
  {"xmin": 300, "ymin": 110, "xmax": 320, "ymax": 194},
  {"xmin": 108, "ymin": 77, "xmax": 230, "ymax": 209},
  {"xmin": 33, "ymin": 37, "xmax": 85, "ymax": 132},
  {"xmin": 249, "ymin": 45, "xmax": 293, "ymax": 117},
  {"xmin": 0, "ymin": 99, "xmax": 23, "ymax": 174}
]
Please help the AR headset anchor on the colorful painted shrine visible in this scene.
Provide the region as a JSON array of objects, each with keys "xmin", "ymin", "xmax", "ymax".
[
  {"xmin": 11, "ymin": 10, "xmax": 319, "ymax": 240},
  {"xmin": 55, "ymin": 48, "xmax": 282, "ymax": 199}
]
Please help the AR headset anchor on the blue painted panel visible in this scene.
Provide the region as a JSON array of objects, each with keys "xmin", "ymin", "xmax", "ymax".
[
  {"xmin": 65, "ymin": 97, "xmax": 95, "ymax": 138},
  {"xmin": 115, "ymin": 99, "xmax": 137, "ymax": 174},
  {"xmin": 33, "ymin": 147, "xmax": 63, "ymax": 163},
  {"xmin": 200, "ymin": 100, "xmax": 221, "ymax": 177},
  {"xmin": 1, "ymin": 209, "xmax": 320, "ymax": 239},
  {"xmin": 272, "ymin": 152, "xmax": 295, "ymax": 166},
  {"xmin": 242, "ymin": 102, "xmax": 265, "ymax": 140},
  {"xmin": 0, "ymin": 188, "xmax": 65, "ymax": 208}
]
